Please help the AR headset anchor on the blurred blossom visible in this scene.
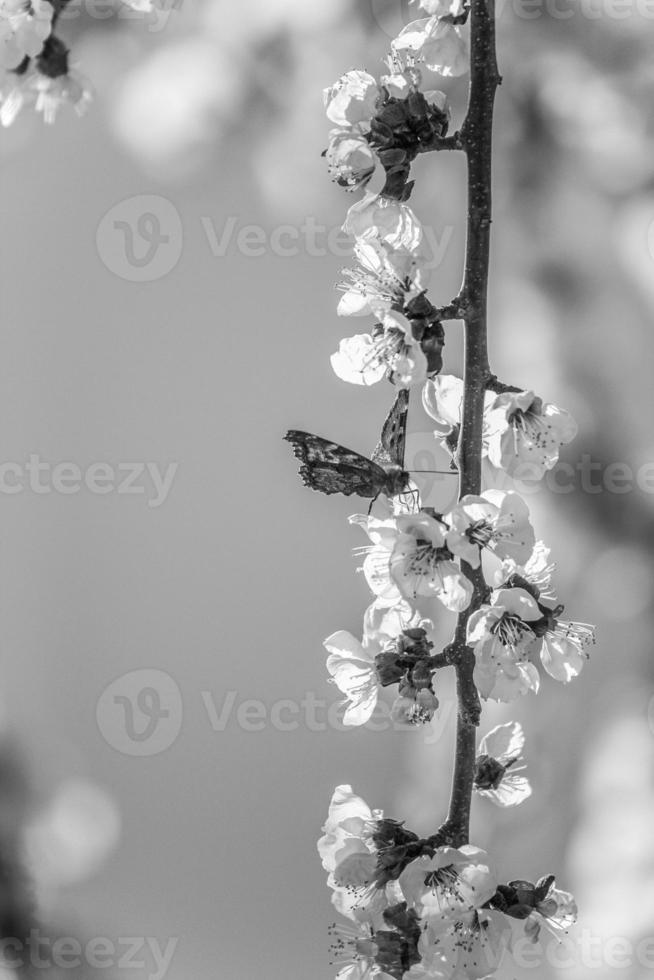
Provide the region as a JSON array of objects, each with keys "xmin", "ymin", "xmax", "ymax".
[
  {"xmin": 25, "ymin": 779, "xmax": 121, "ymax": 901},
  {"xmin": 201, "ymin": 0, "xmax": 353, "ymax": 38},
  {"xmin": 587, "ymin": 547, "xmax": 653, "ymax": 620},
  {"xmin": 111, "ymin": 38, "xmax": 243, "ymax": 176},
  {"xmin": 495, "ymin": 280, "xmax": 563, "ymax": 395},
  {"xmin": 569, "ymin": 714, "xmax": 654, "ymax": 946},
  {"xmin": 252, "ymin": 41, "xmax": 343, "ymax": 216},
  {"xmin": 250, "ymin": 19, "xmax": 376, "ymax": 214},
  {"xmin": 536, "ymin": 52, "xmax": 652, "ymax": 193},
  {"xmin": 108, "ymin": 0, "xmax": 363, "ymax": 194},
  {"xmin": 616, "ymin": 195, "xmax": 654, "ymax": 313}
]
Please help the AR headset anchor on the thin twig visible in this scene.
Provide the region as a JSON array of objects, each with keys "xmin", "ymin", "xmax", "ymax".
[
  {"xmin": 441, "ymin": 0, "xmax": 500, "ymax": 848},
  {"xmin": 419, "ymin": 131, "xmax": 465, "ymax": 153},
  {"xmin": 486, "ymin": 374, "xmax": 522, "ymax": 394},
  {"xmin": 433, "ymin": 299, "xmax": 468, "ymax": 321}
]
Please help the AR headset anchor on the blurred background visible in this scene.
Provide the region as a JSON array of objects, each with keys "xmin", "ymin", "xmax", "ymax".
[{"xmin": 1, "ymin": 1, "xmax": 654, "ymax": 978}]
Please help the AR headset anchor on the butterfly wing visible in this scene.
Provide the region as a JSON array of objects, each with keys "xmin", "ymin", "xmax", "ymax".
[
  {"xmin": 372, "ymin": 389, "xmax": 409, "ymax": 469},
  {"xmin": 284, "ymin": 430, "xmax": 388, "ymax": 497}
]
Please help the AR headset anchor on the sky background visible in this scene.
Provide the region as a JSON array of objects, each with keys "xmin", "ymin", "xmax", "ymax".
[{"xmin": 1, "ymin": 2, "xmax": 654, "ymax": 980}]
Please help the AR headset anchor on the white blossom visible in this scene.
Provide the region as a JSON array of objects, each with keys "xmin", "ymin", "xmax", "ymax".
[
  {"xmin": 338, "ymin": 232, "xmax": 428, "ymax": 319},
  {"xmin": 475, "ymin": 722, "xmax": 532, "ymax": 807},
  {"xmin": 363, "ymin": 596, "xmax": 429, "ymax": 648},
  {"xmin": 399, "ymin": 846, "xmax": 497, "ymax": 925},
  {"xmin": 469, "ymin": 588, "xmax": 594, "ymax": 696},
  {"xmin": 391, "ymin": 688, "xmax": 439, "ymax": 727},
  {"xmin": 384, "ymin": 312, "xmax": 430, "ymax": 388},
  {"xmin": 343, "ymin": 193, "xmax": 424, "ymax": 254},
  {"xmin": 509, "ymin": 878, "xmax": 578, "ymax": 944},
  {"xmin": 318, "ymin": 785, "xmax": 381, "ymax": 910},
  {"xmin": 527, "ymin": 882, "xmax": 577, "ymax": 941},
  {"xmin": 422, "ymin": 374, "xmax": 467, "ymax": 437},
  {"xmin": 410, "ymin": 0, "xmax": 465, "ymax": 14},
  {"xmin": 390, "ymin": 512, "xmax": 473, "ymax": 610},
  {"xmin": 380, "ymin": 65, "xmax": 449, "ymax": 117},
  {"xmin": 353, "ymin": 510, "xmax": 473, "ymax": 611},
  {"xmin": 332, "ymin": 312, "xmax": 428, "ymax": 388},
  {"xmin": 328, "ymin": 918, "xmax": 385, "ymax": 980},
  {"xmin": 0, "ymin": 0, "xmax": 52, "ymax": 70},
  {"xmin": 318, "ymin": 786, "xmax": 404, "ymax": 925},
  {"xmin": 423, "ymin": 379, "xmax": 578, "ymax": 485},
  {"xmin": 330, "ymin": 882, "xmax": 396, "ymax": 927},
  {"xmin": 326, "ymin": 128, "xmax": 378, "ymax": 194},
  {"xmin": 324, "ymin": 69, "xmax": 379, "ymax": 129},
  {"xmin": 493, "ymin": 539, "xmax": 594, "ymax": 684},
  {"xmin": 392, "ymin": 17, "xmax": 469, "ymax": 78},
  {"xmin": 485, "ymin": 390, "xmax": 577, "ymax": 480},
  {"xmin": 534, "ymin": 616, "xmax": 594, "ymax": 683},
  {"xmin": 494, "ymin": 540, "xmax": 557, "ymax": 604},
  {"xmin": 380, "ymin": 49, "xmax": 454, "ymax": 110},
  {"xmin": 120, "ymin": 0, "xmax": 172, "ymax": 10},
  {"xmin": 445, "ymin": 490, "xmax": 536, "ymax": 570},
  {"xmin": 324, "ymin": 631, "xmax": 380, "ymax": 727},
  {"xmin": 350, "ymin": 511, "xmax": 405, "ymax": 604},
  {"xmin": 467, "ymin": 588, "xmax": 542, "ymax": 702},
  {"xmin": 418, "ymin": 909, "xmax": 511, "ymax": 979},
  {"xmin": 422, "ymin": 375, "xmax": 496, "ymax": 463},
  {"xmin": 331, "ymin": 334, "xmax": 388, "ymax": 387}
]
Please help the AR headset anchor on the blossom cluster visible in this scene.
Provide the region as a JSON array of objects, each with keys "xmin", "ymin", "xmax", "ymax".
[
  {"xmin": 423, "ymin": 375, "xmax": 578, "ymax": 479},
  {"xmin": 319, "ymin": 785, "xmax": 575, "ymax": 980},
  {"xmin": 286, "ymin": 0, "xmax": 595, "ymax": 976},
  {"xmin": 316, "ymin": 1, "xmax": 593, "ymax": 716},
  {"xmin": 331, "ymin": 481, "xmax": 593, "ymax": 723},
  {"xmin": 0, "ymin": 0, "xmax": 161, "ymax": 124}
]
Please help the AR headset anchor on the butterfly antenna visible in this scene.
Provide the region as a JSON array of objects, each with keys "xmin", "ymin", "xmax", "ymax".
[{"xmin": 409, "ymin": 469, "xmax": 459, "ymax": 476}]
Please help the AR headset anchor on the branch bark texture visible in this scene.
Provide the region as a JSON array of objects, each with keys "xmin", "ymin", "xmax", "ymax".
[{"xmin": 443, "ymin": 0, "xmax": 500, "ymax": 847}]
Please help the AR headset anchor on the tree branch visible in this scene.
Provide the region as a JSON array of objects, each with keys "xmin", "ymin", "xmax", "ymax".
[
  {"xmin": 442, "ymin": 0, "xmax": 500, "ymax": 848},
  {"xmin": 418, "ymin": 131, "xmax": 464, "ymax": 153}
]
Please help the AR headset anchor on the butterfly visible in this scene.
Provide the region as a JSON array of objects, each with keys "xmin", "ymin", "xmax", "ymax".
[{"xmin": 284, "ymin": 390, "xmax": 410, "ymax": 499}]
